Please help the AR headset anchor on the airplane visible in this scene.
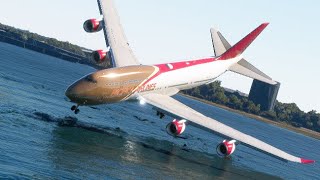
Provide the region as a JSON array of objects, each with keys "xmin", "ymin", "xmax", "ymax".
[{"xmin": 65, "ymin": 0, "xmax": 315, "ymax": 164}]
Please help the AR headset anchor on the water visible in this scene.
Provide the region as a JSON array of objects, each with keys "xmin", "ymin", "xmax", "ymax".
[{"xmin": 0, "ymin": 42, "xmax": 319, "ymax": 179}]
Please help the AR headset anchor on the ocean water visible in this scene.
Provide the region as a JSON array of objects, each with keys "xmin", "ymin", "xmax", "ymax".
[{"xmin": 0, "ymin": 42, "xmax": 319, "ymax": 179}]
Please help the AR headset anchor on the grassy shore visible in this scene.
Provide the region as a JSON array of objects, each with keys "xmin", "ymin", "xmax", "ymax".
[{"xmin": 180, "ymin": 93, "xmax": 320, "ymax": 140}]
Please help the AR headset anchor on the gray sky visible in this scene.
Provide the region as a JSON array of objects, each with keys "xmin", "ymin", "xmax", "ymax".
[{"xmin": 0, "ymin": 0, "xmax": 319, "ymax": 112}]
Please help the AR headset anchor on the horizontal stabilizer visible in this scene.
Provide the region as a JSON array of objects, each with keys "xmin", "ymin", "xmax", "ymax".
[{"xmin": 229, "ymin": 59, "xmax": 277, "ymax": 85}]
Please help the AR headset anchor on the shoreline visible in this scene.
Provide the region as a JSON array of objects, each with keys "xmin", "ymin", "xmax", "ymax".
[
  {"xmin": 180, "ymin": 93, "xmax": 320, "ymax": 140},
  {"xmin": 1, "ymin": 31, "xmax": 319, "ymax": 140}
]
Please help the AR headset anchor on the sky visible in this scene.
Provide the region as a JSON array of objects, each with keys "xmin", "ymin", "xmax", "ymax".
[{"xmin": 0, "ymin": 0, "xmax": 319, "ymax": 112}]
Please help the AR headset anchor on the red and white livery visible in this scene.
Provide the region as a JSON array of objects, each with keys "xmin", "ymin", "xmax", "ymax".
[{"xmin": 65, "ymin": 0, "xmax": 315, "ymax": 164}]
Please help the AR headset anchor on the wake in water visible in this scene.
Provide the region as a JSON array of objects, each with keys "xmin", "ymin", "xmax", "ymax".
[{"xmin": 0, "ymin": 43, "xmax": 318, "ymax": 179}]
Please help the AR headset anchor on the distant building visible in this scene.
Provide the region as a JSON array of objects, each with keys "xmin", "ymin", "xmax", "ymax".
[
  {"xmin": 224, "ymin": 87, "xmax": 248, "ymax": 97},
  {"xmin": 248, "ymin": 80, "xmax": 280, "ymax": 111}
]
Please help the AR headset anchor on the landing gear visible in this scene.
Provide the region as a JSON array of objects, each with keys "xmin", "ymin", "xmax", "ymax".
[
  {"xmin": 71, "ymin": 105, "xmax": 80, "ymax": 114},
  {"xmin": 74, "ymin": 109, "xmax": 80, "ymax": 114},
  {"xmin": 156, "ymin": 111, "xmax": 165, "ymax": 119},
  {"xmin": 71, "ymin": 105, "xmax": 77, "ymax": 111}
]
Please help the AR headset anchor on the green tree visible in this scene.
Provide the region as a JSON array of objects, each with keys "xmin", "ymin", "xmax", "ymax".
[
  {"xmin": 213, "ymin": 91, "xmax": 229, "ymax": 105},
  {"xmin": 192, "ymin": 87, "xmax": 202, "ymax": 98},
  {"xmin": 21, "ymin": 33, "xmax": 28, "ymax": 41},
  {"xmin": 306, "ymin": 121, "xmax": 313, "ymax": 128},
  {"xmin": 274, "ymin": 102, "xmax": 303, "ymax": 123},
  {"xmin": 228, "ymin": 94, "xmax": 242, "ymax": 109},
  {"xmin": 245, "ymin": 101, "xmax": 260, "ymax": 114},
  {"xmin": 317, "ymin": 120, "xmax": 320, "ymax": 129},
  {"xmin": 260, "ymin": 111, "xmax": 277, "ymax": 120},
  {"xmin": 208, "ymin": 81, "xmax": 221, "ymax": 95}
]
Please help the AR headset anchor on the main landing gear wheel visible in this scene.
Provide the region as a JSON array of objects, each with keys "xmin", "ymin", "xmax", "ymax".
[
  {"xmin": 74, "ymin": 109, "xmax": 80, "ymax": 114},
  {"xmin": 71, "ymin": 105, "xmax": 77, "ymax": 111},
  {"xmin": 71, "ymin": 105, "xmax": 80, "ymax": 114},
  {"xmin": 156, "ymin": 111, "xmax": 165, "ymax": 119}
]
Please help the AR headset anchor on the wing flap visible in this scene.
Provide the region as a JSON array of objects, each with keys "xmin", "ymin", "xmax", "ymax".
[{"xmin": 142, "ymin": 93, "xmax": 314, "ymax": 164}]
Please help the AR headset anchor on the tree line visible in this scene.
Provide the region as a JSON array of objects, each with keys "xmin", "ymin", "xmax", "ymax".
[
  {"xmin": 182, "ymin": 81, "xmax": 320, "ymax": 132},
  {"xmin": 0, "ymin": 23, "xmax": 86, "ymax": 57},
  {"xmin": 0, "ymin": 23, "xmax": 113, "ymax": 68}
]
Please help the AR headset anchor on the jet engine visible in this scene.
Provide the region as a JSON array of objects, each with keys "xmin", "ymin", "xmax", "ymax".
[
  {"xmin": 216, "ymin": 140, "xmax": 237, "ymax": 157},
  {"xmin": 92, "ymin": 50, "xmax": 109, "ymax": 63},
  {"xmin": 166, "ymin": 119, "xmax": 187, "ymax": 136},
  {"xmin": 83, "ymin": 19, "xmax": 103, "ymax": 33}
]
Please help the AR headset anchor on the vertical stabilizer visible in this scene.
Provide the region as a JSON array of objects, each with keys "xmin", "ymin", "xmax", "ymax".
[
  {"xmin": 210, "ymin": 28, "xmax": 231, "ymax": 56},
  {"xmin": 218, "ymin": 23, "xmax": 269, "ymax": 60},
  {"xmin": 210, "ymin": 23, "xmax": 276, "ymax": 85}
]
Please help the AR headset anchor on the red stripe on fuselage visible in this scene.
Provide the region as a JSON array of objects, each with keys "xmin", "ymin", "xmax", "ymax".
[{"xmin": 142, "ymin": 57, "xmax": 215, "ymax": 87}]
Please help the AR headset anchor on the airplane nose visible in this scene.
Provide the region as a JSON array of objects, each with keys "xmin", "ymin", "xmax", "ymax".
[
  {"xmin": 65, "ymin": 85, "xmax": 77, "ymax": 101},
  {"xmin": 65, "ymin": 73, "xmax": 104, "ymax": 105},
  {"xmin": 65, "ymin": 79, "xmax": 96, "ymax": 105}
]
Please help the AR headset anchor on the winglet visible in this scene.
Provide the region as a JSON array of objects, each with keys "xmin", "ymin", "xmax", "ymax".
[
  {"xmin": 300, "ymin": 158, "xmax": 315, "ymax": 164},
  {"xmin": 218, "ymin": 23, "xmax": 269, "ymax": 60}
]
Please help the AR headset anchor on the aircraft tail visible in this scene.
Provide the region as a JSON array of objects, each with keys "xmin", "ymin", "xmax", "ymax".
[
  {"xmin": 229, "ymin": 59, "xmax": 277, "ymax": 85},
  {"xmin": 211, "ymin": 23, "xmax": 277, "ymax": 85},
  {"xmin": 217, "ymin": 23, "xmax": 269, "ymax": 60},
  {"xmin": 210, "ymin": 28, "xmax": 231, "ymax": 56}
]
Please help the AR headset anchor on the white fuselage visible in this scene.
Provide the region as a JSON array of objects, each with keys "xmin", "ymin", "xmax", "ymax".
[{"xmin": 134, "ymin": 56, "xmax": 240, "ymax": 99}]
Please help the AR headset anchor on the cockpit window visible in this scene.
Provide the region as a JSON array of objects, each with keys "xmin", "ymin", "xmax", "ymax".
[{"xmin": 85, "ymin": 75, "xmax": 97, "ymax": 83}]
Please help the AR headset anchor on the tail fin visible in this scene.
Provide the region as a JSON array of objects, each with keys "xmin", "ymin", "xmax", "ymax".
[
  {"xmin": 211, "ymin": 23, "xmax": 276, "ymax": 85},
  {"xmin": 218, "ymin": 23, "xmax": 269, "ymax": 60},
  {"xmin": 210, "ymin": 28, "xmax": 231, "ymax": 56}
]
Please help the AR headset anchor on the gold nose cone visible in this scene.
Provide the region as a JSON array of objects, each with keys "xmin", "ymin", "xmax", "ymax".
[{"xmin": 65, "ymin": 84, "xmax": 77, "ymax": 101}]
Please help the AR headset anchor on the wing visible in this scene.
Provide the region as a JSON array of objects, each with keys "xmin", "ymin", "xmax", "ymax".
[
  {"xmin": 97, "ymin": 0, "xmax": 140, "ymax": 67},
  {"xmin": 141, "ymin": 93, "xmax": 315, "ymax": 164}
]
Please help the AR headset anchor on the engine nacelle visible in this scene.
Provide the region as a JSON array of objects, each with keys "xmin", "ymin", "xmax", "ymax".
[
  {"xmin": 216, "ymin": 140, "xmax": 237, "ymax": 157},
  {"xmin": 166, "ymin": 119, "xmax": 187, "ymax": 136},
  {"xmin": 83, "ymin": 19, "xmax": 103, "ymax": 33},
  {"xmin": 92, "ymin": 50, "xmax": 109, "ymax": 63}
]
